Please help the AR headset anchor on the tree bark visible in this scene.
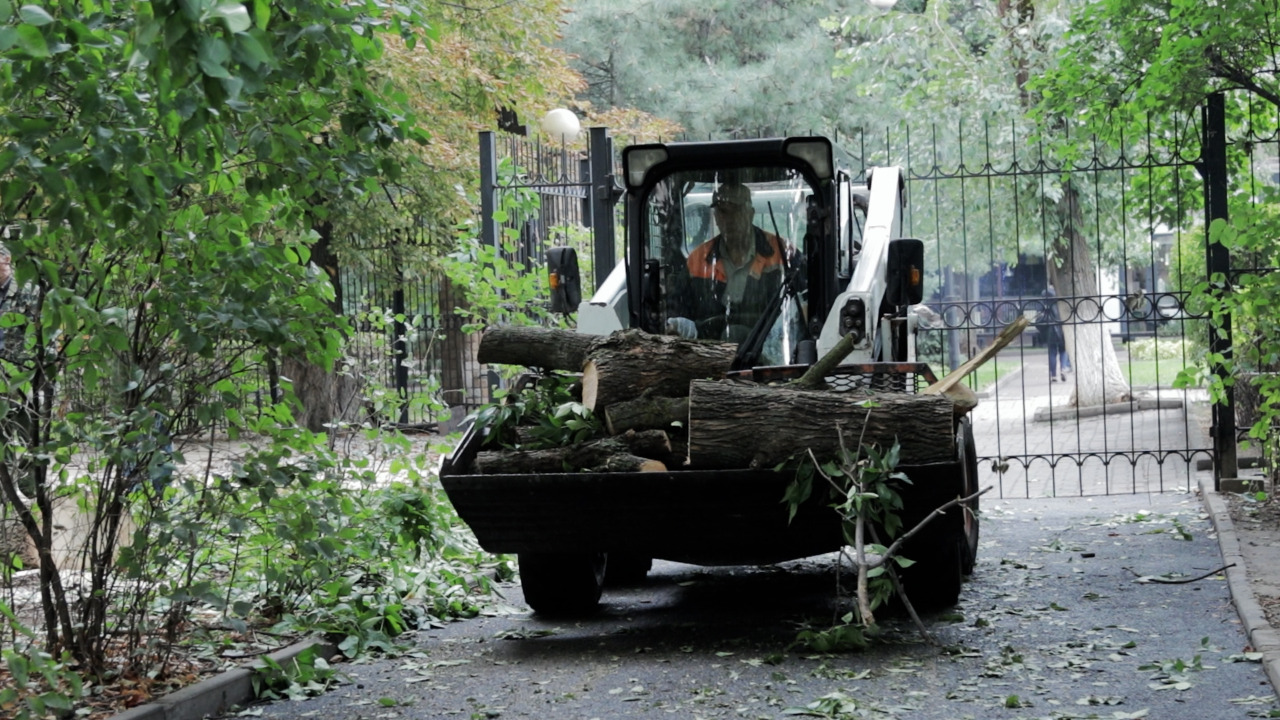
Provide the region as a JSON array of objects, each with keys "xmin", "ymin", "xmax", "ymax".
[
  {"xmin": 281, "ymin": 356, "xmax": 365, "ymax": 433},
  {"xmin": 284, "ymin": 219, "xmax": 368, "ymax": 431},
  {"xmin": 582, "ymin": 330, "xmax": 737, "ymax": 412},
  {"xmin": 0, "ymin": 514, "xmax": 36, "ymax": 569},
  {"xmin": 439, "ymin": 277, "xmax": 474, "ymax": 407},
  {"xmin": 1048, "ymin": 182, "xmax": 1132, "ymax": 407},
  {"xmin": 686, "ymin": 380, "xmax": 955, "ymax": 469},
  {"xmin": 478, "ymin": 326, "xmax": 602, "ymax": 372},
  {"xmin": 604, "ymin": 394, "xmax": 690, "ymax": 435},
  {"xmin": 473, "ymin": 429, "xmax": 672, "ymax": 474}
]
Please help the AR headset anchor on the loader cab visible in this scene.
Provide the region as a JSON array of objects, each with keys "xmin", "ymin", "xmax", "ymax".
[{"xmin": 622, "ymin": 137, "xmax": 855, "ymax": 368}]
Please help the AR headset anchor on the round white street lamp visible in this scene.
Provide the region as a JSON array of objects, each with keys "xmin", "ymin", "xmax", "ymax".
[{"xmin": 541, "ymin": 108, "xmax": 582, "ymax": 143}]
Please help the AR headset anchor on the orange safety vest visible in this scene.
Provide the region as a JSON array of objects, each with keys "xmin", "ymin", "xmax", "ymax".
[{"xmin": 686, "ymin": 228, "xmax": 787, "ymax": 282}]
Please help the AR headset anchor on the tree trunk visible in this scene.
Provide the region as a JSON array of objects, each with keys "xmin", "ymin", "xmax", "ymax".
[
  {"xmin": 439, "ymin": 277, "xmax": 479, "ymax": 408},
  {"xmin": 478, "ymin": 326, "xmax": 601, "ymax": 372},
  {"xmin": 473, "ymin": 429, "xmax": 673, "ymax": 474},
  {"xmin": 0, "ymin": 513, "xmax": 36, "ymax": 569},
  {"xmin": 686, "ymin": 380, "xmax": 955, "ymax": 469},
  {"xmin": 1048, "ymin": 182, "xmax": 1132, "ymax": 407},
  {"xmin": 582, "ymin": 330, "xmax": 737, "ymax": 412},
  {"xmin": 282, "ymin": 356, "xmax": 365, "ymax": 433},
  {"xmin": 285, "ymin": 219, "xmax": 367, "ymax": 431}
]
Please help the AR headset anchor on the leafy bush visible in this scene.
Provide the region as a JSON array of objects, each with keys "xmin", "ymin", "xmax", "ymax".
[
  {"xmin": 1127, "ymin": 336, "xmax": 1203, "ymax": 362},
  {"xmin": 473, "ymin": 374, "xmax": 603, "ymax": 450},
  {"xmin": 1181, "ymin": 199, "xmax": 1280, "ymax": 476},
  {"xmin": 0, "ymin": 605, "xmax": 83, "ymax": 720}
]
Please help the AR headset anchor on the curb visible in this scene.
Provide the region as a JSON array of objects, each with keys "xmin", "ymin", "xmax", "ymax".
[
  {"xmin": 1032, "ymin": 397, "xmax": 1183, "ymax": 423},
  {"xmin": 109, "ymin": 637, "xmax": 338, "ymax": 720},
  {"xmin": 975, "ymin": 361, "xmax": 1025, "ymax": 399},
  {"xmin": 1198, "ymin": 475, "xmax": 1280, "ymax": 694}
]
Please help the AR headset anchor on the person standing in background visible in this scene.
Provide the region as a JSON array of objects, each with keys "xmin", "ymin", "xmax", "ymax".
[{"xmin": 1038, "ymin": 286, "xmax": 1068, "ymax": 383}]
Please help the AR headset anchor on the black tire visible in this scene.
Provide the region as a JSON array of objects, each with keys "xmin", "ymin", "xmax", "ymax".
[
  {"xmin": 518, "ymin": 552, "xmax": 606, "ymax": 616},
  {"xmin": 897, "ymin": 530, "xmax": 964, "ymax": 611},
  {"xmin": 957, "ymin": 417, "xmax": 980, "ymax": 575},
  {"xmin": 604, "ymin": 552, "xmax": 652, "ymax": 586}
]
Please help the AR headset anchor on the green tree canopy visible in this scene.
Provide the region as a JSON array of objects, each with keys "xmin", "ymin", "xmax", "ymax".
[
  {"xmin": 1034, "ymin": 0, "xmax": 1280, "ymax": 126},
  {"xmin": 561, "ymin": 0, "xmax": 882, "ymax": 139}
]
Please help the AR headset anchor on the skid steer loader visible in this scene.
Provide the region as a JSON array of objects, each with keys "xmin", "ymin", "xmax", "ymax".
[{"xmin": 440, "ymin": 136, "xmax": 979, "ymax": 615}]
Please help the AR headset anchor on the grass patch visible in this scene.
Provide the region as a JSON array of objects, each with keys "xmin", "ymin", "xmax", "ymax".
[
  {"xmin": 1121, "ymin": 336, "xmax": 1204, "ymax": 388},
  {"xmin": 1122, "ymin": 358, "xmax": 1199, "ymax": 388},
  {"xmin": 966, "ymin": 358, "xmax": 1020, "ymax": 391}
]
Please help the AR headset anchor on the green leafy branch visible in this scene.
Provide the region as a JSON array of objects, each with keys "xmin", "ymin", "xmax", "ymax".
[
  {"xmin": 786, "ymin": 407, "xmax": 989, "ymax": 646},
  {"xmin": 251, "ymin": 645, "xmax": 344, "ymax": 701},
  {"xmin": 0, "ymin": 603, "xmax": 83, "ymax": 720},
  {"xmin": 472, "ymin": 374, "xmax": 603, "ymax": 450}
]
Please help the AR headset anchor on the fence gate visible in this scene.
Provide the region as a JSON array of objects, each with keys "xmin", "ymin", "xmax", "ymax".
[{"xmin": 850, "ymin": 102, "xmax": 1238, "ymax": 498}]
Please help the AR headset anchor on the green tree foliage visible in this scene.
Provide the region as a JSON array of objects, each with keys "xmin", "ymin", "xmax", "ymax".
[
  {"xmin": 335, "ymin": 0, "xmax": 588, "ymax": 236},
  {"xmin": 560, "ymin": 0, "xmax": 881, "ymax": 139},
  {"xmin": 0, "ymin": 0, "xmax": 437, "ymax": 675},
  {"xmin": 825, "ymin": 0, "xmax": 1136, "ymax": 404},
  {"xmin": 1035, "ymin": 0, "xmax": 1279, "ymax": 125}
]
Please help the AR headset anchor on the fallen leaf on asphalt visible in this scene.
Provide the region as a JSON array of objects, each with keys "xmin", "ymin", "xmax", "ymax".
[
  {"xmin": 1230, "ymin": 695, "xmax": 1276, "ymax": 704},
  {"xmin": 1076, "ymin": 694, "xmax": 1125, "ymax": 705},
  {"xmin": 1150, "ymin": 680, "xmax": 1193, "ymax": 691}
]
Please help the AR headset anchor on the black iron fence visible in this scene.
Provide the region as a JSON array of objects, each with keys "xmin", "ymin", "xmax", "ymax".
[
  {"xmin": 338, "ymin": 225, "xmax": 471, "ymax": 426},
  {"xmin": 332, "ymin": 128, "xmax": 620, "ymax": 426},
  {"xmin": 834, "ymin": 108, "xmax": 1219, "ymax": 496}
]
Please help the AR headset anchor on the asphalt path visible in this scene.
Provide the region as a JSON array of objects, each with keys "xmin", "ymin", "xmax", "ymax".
[{"xmin": 229, "ymin": 493, "xmax": 1278, "ymax": 719}]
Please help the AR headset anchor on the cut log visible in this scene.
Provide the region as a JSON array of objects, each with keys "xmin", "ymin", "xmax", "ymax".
[
  {"xmin": 474, "ymin": 449, "xmax": 665, "ymax": 474},
  {"xmin": 597, "ymin": 455, "xmax": 668, "ymax": 473},
  {"xmin": 924, "ymin": 315, "xmax": 1029, "ymax": 396},
  {"xmin": 582, "ymin": 329, "xmax": 737, "ymax": 413},
  {"xmin": 478, "ymin": 326, "xmax": 600, "ymax": 371},
  {"xmin": 473, "ymin": 429, "xmax": 672, "ymax": 474},
  {"xmin": 686, "ymin": 379, "xmax": 955, "ymax": 469},
  {"xmin": 604, "ymin": 394, "xmax": 690, "ymax": 435}
]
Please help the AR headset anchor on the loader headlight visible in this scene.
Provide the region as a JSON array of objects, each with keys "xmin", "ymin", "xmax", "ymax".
[{"xmin": 840, "ymin": 297, "xmax": 867, "ymax": 344}]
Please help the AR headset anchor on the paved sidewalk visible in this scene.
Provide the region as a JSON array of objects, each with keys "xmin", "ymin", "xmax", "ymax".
[{"xmin": 971, "ymin": 355, "xmax": 1210, "ymax": 498}]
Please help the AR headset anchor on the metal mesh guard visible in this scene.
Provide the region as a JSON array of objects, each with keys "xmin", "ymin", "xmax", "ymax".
[{"xmin": 729, "ymin": 362, "xmax": 938, "ymax": 394}]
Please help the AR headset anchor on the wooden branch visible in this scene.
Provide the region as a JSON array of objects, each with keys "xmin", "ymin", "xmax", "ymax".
[
  {"xmin": 865, "ymin": 522, "xmax": 935, "ymax": 645},
  {"xmin": 595, "ymin": 454, "xmax": 668, "ymax": 473},
  {"xmin": 790, "ymin": 333, "xmax": 856, "ymax": 390},
  {"xmin": 923, "ymin": 315, "xmax": 1029, "ymax": 397},
  {"xmin": 473, "ymin": 429, "xmax": 672, "ymax": 474},
  {"xmin": 1125, "ymin": 563, "xmax": 1236, "ymax": 584},
  {"xmin": 875, "ymin": 486, "xmax": 993, "ymax": 568}
]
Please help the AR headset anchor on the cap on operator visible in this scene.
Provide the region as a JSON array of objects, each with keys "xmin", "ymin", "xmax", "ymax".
[{"xmin": 710, "ymin": 183, "xmax": 752, "ymax": 210}]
